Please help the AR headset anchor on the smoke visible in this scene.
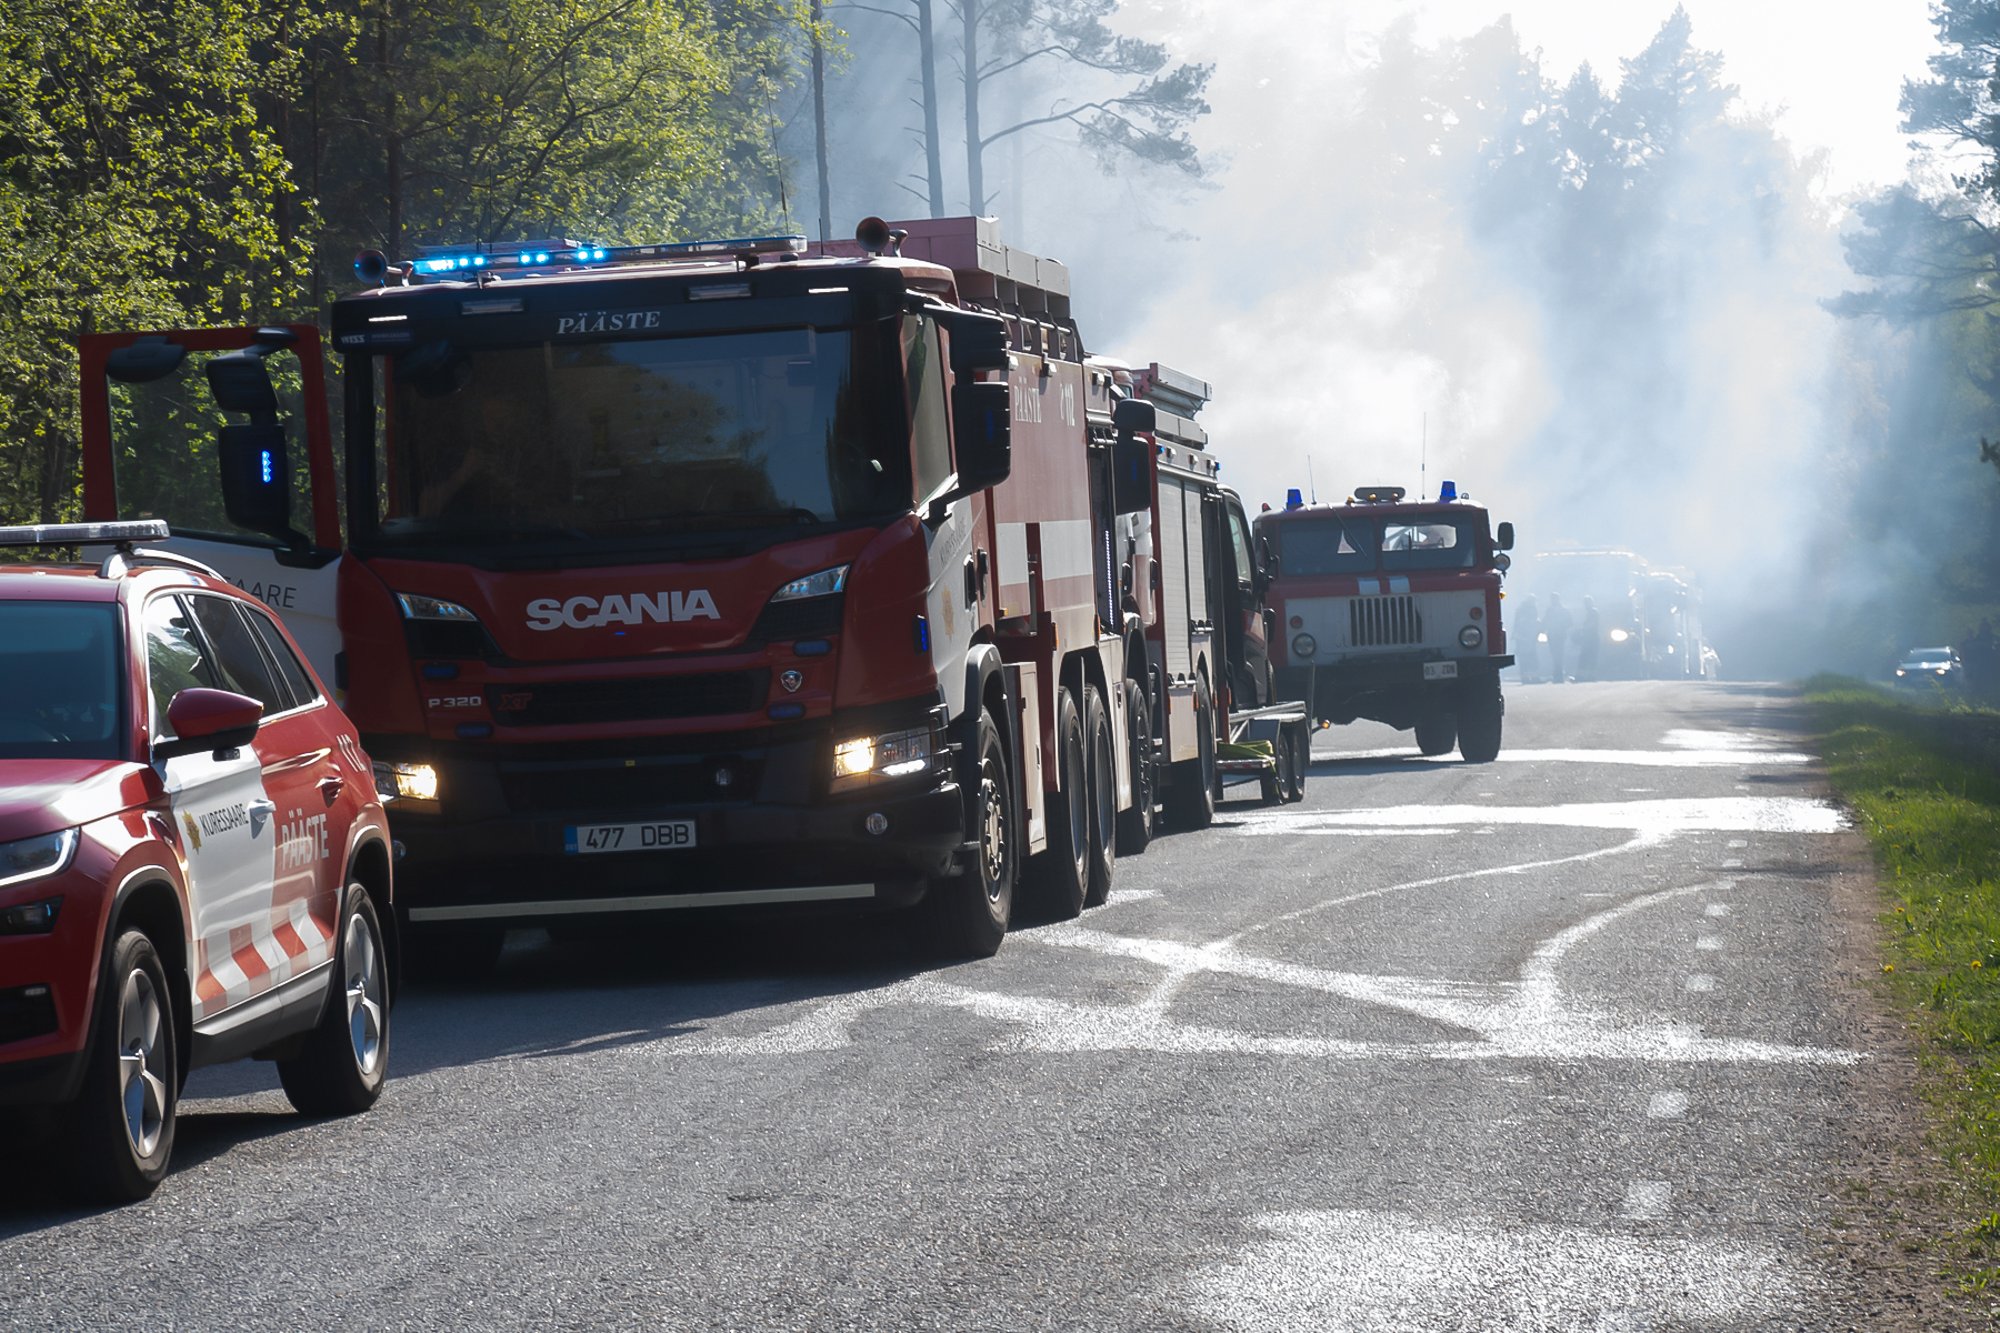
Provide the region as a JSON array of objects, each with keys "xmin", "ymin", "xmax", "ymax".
[{"xmin": 795, "ymin": 1, "xmax": 1993, "ymax": 678}]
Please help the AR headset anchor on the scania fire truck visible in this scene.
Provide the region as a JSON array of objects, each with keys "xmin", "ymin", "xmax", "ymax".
[
  {"xmin": 1255, "ymin": 483, "xmax": 1515, "ymax": 763},
  {"xmin": 77, "ymin": 216, "xmax": 1189, "ymax": 962}
]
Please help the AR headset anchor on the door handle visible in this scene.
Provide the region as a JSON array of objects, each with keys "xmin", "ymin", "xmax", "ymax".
[
  {"xmin": 317, "ymin": 775, "xmax": 344, "ymax": 806},
  {"xmin": 247, "ymin": 798, "xmax": 277, "ymax": 816}
]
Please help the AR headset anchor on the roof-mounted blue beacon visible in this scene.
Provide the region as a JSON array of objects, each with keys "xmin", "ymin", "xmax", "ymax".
[
  {"xmin": 1438, "ymin": 479, "xmax": 1458, "ymax": 502},
  {"xmin": 1286, "ymin": 487, "xmax": 1305, "ymax": 510}
]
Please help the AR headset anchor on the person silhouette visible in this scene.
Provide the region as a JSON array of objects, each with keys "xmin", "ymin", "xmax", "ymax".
[
  {"xmin": 1544, "ymin": 593, "xmax": 1573, "ymax": 683},
  {"xmin": 1513, "ymin": 596, "xmax": 1541, "ymax": 684}
]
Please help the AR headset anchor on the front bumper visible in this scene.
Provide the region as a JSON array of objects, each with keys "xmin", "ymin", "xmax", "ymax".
[
  {"xmin": 1281, "ymin": 653, "xmax": 1512, "ymax": 728},
  {"xmin": 371, "ymin": 703, "xmax": 967, "ymax": 925}
]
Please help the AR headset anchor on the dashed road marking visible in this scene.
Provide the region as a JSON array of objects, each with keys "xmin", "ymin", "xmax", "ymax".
[
  {"xmin": 1647, "ymin": 1090, "xmax": 1690, "ymax": 1119},
  {"xmin": 1622, "ymin": 1180, "xmax": 1672, "ymax": 1220},
  {"xmin": 1686, "ymin": 974, "xmax": 1718, "ymax": 992}
]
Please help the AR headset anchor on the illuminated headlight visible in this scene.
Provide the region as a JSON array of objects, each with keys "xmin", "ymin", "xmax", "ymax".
[
  {"xmin": 773, "ymin": 565, "xmax": 850, "ymax": 602},
  {"xmin": 397, "ymin": 592, "xmax": 480, "ymax": 622},
  {"xmin": 0, "ymin": 828, "xmax": 77, "ymax": 892},
  {"xmin": 1608, "ymin": 628, "xmax": 1630, "ymax": 643},
  {"xmin": 1458, "ymin": 625, "xmax": 1483, "ymax": 650},
  {"xmin": 1938, "ymin": 667, "xmax": 1950, "ymax": 675},
  {"xmin": 1895, "ymin": 668, "xmax": 1906, "ymax": 677},
  {"xmin": 1536, "ymin": 632, "xmax": 1548, "ymax": 643},
  {"xmin": 1292, "ymin": 633, "xmax": 1317, "ymax": 660},
  {"xmin": 373, "ymin": 760, "xmax": 440, "ymax": 802},
  {"xmin": 831, "ymin": 726, "xmax": 933, "ymax": 789}
]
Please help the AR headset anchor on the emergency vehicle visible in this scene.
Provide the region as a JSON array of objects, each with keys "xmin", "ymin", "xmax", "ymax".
[
  {"xmin": 1105, "ymin": 363, "xmax": 1302, "ymax": 835},
  {"xmin": 77, "ymin": 216, "xmax": 1197, "ymax": 963},
  {"xmin": 1255, "ymin": 483, "xmax": 1515, "ymax": 762},
  {"xmin": 0, "ymin": 521, "xmax": 393, "ymax": 1201}
]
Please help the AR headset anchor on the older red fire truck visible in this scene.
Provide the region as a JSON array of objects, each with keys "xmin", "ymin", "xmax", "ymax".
[
  {"xmin": 76, "ymin": 216, "xmax": 1209, "ymax": 962},
  {"xmin": 1256, "ymin": 483, "xmax": 1515, "ymax": 763}
]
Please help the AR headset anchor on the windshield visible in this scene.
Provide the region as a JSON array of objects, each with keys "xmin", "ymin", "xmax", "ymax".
[
  {"xmin": 1379, "ymin": 517, "xmax": 1479, "ymax": 571},
  {"xmin": 1276, "ymin": 516, "xmax": 1377, "ymax": 575},
  {"xmin": 0, "ymin": 603, "xmax": 125, "ymax": 760},
  {"xmin": 368, "ymin": 323, "xmax": 910, "ymax": 552}
]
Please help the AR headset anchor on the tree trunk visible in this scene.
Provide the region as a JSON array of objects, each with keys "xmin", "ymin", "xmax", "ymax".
[
  {"xmin": 916, "ymin": 0, "xmax": 944, "ymax": 216},
  {"xmin": 962, "ymin": 0, "xmax": 983, "ymax": 213}
]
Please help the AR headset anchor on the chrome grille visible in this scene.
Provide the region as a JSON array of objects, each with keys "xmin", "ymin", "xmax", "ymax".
[{"xmin": 1349, "ymin": 595, "xmax": 1422, "ymax": 647}]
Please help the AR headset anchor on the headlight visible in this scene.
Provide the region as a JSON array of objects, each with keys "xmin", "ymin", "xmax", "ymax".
[
  {"xmin": 1938, "ymin": 667, "xmax": 1950, "ymax": 675},
  {"xmin": 773, "ymin": 565, "xmax": 850, "ymax": 602},
  {"xmin": 0, "ymin": 828, "xmax": 78, "ymax": 891},
  {"xmin": 1458, "ymin": 625, "xmax": 1483, "ymax": 650},
  {"xmin": 831, "ymin": 725, "xmax": 934, "ymax": 789},
  {"xmin": 1608, "ymin": 628, "xmax": 1630, "ymax": 643},
  {"xmin": 373, "ymin": 760, "xmax": 440, "ymax": 802},
  {"xmin": 396, "ymin": 593, "xmax": 480, "ymax": 622},
  {"xmin": 1895, "ymin": 668, "xmax": 1906, "ymax": 677},
  {"xmin": 1292, "ymin": 633, "xmax": 1317, "ymax": 660}
]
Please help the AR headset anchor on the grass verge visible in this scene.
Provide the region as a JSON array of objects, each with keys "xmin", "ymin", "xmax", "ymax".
[{"xmin": 1804, "ymin": 674, "xmax": 2000, "ymax": 1293}]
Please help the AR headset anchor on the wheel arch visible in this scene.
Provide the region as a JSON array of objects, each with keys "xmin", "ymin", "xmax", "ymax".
[
  {"xmin": 108, "ymin": 870, "xmax": 192, "ymax": 1086},
  {"xmin": 347, "ymin": 833, "xmax": 399, "ymax": 1003}
]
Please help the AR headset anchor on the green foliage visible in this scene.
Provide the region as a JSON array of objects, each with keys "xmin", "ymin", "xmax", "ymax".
[{"xmin": 1807, "ymin": 679, "xmax": 2000, "ymax": 1260}]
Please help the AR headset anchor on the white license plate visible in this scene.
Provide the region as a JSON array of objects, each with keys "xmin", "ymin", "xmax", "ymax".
[
  {"xmin": 564, "ymin": 820, "xmax": 697, "ymax": 855},
  {"xmin": 1423, "ymin": 661, "xmax": 1459, "ymax": 680}
]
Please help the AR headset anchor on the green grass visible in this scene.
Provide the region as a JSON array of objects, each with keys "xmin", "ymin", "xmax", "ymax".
[{"xmin": 1805, "ymin": 675, "xmax": 2000, "ymax": 1288}]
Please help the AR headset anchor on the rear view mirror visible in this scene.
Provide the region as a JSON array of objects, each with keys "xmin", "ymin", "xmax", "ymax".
[
  {"xmin": 1111, "ymin": 397, "xmax": 1157, "ymax": 515},
  {"xmin": 156, "ymin": 687, "xmax": 263, "ymax": 760},
  {"xmin": 1112, "ymin": 398, "xmax": 1156, "ymax": 434},
  {"xmin": 205, "ymin": 350, "xmax": 280, "ymax": 418},
  {"xmin": 219, "ymin": 424, "xmax": 292, "ymax": 537},
  {"xmin": 1496, "ymin": 521, "xmax": 1515, "ymax": 551},
  {"xmin": 944, "ymin": 311, "xmax": 1010, "ymax": 375}
]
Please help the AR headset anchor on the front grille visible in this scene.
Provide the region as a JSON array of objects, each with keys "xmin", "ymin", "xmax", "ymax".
[
  {"xmin": 1350, "ymin": 595, "xmax": 1422, "ymax": 647},
  {"xmin": 0, "ymin": 985, "xmax": 57, "ymax": 1045},
  {"xmin": 490, "ymin": 670, "xmax": 769, "ymax": 727},
  {"xmin": 501, "ymin": 758, "xmax": 763, "ymax": 813}
]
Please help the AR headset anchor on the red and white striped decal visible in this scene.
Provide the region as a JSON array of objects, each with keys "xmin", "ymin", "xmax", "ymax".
[{"xmin": 193, "ymin": 897, "xmax": 333, "ymax": 1018}]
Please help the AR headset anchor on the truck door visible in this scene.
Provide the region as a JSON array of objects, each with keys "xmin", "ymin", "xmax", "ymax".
[
  {"xmin": 80, "ymin": 325, "xmax": 343, "ymax": 686},
  {"xmin": 1221, "ymin": 494, "xmax": 1270, "ymax": 707}
]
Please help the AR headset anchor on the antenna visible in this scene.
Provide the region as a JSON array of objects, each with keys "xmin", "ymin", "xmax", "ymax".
[
  {"xmin": 1421, "ymin": 412, "xmax": 1427, "ymax": 501},
  {"xmin": 1308, "ymin": 456, "xmax": 1317, "ymax": 504}
]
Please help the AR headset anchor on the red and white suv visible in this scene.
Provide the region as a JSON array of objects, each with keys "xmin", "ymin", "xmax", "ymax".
[{"xmin": 0, "ymin": 522, "xmax": 395, "ymax": 1200}]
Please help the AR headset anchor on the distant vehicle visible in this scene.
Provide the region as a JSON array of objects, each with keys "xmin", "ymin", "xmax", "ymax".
[
  {"xmin": 1893, "ymin": 646, "xmax": 1965, "ymax": 689},
  {"xmin": 1513, "ymin": 549, "xmax": 1715, "ymax": 681},
  {"xmin": 0, "ymin": 522, "xmax": 395, "ymax": 1202}
]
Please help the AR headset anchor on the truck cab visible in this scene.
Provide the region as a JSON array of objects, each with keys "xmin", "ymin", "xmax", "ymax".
[{"xmin": 1256, "ymin": 483, "xmax": 1515, "ymax": 763}]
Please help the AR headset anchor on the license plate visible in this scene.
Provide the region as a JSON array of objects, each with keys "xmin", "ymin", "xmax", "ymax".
[
  {"xmin": 564, "ymin": 820, "xmax": 697, "ymax": 855},
  {"xmin": 1423, "ymin": 661, "xmax": 1459, "ymax": 680}
]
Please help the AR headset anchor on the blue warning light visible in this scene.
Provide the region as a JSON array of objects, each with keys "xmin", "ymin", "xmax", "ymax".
[
  {"xmin": 1286, "ymin": 487, "xmax": 1304, "ymax": 509},
  {"xmin": 260, "ymin": 450, "xmax": 275, "ymax": 484},
  {"xmin": 1439, "ymin": 479, "xmax": 1458, "ymax": 501}
]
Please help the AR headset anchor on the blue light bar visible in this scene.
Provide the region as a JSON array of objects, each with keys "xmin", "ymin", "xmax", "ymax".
[{"xmin": 403, "ymin": 234, "xmax": 808, "ymax": 283}]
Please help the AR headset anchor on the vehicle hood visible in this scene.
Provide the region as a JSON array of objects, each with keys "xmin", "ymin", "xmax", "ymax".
[{"xmin": 0, "ymin": 759, "xmax": 156, "ymax": 842}]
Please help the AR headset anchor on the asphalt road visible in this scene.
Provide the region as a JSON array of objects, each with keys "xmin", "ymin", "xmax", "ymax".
[{"xmin": 0, "ymin": 682, "xmax": 1962, "ymax": 1330}]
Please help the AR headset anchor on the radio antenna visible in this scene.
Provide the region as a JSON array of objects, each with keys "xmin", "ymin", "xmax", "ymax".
[
  {"xmin": 1421, "ymin": 412, "xmax": 1428, "ymax": 501},
  {"xmin": 1308, "ymin": 456, "xmax": 1317, "ymax": 504}
]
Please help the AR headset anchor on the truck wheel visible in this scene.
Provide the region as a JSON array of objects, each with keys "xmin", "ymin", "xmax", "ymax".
[
  {"xmin": 1416, "ymin": 711, "xmax": 1458, "ymax": 757},
  {"xmin": 923, "ymin": 706, "xmax": 1015, "ymax": 957},
  {"xmin": 1083, "ymin": 685, "xmax": 1116, "ymax": 907},
  {"xmin": 1165, "ymin": 680, "xmax": 1217, "ymax": 830},
  {"xmin": 71, "ymin": 929, "xmax": 178, "ymax": 1202},
  {"xmin": 1026, "ymin": 686, "xmax": 1089, "ymax": 920},
  {"xmin": 1115, "ymin": 678, "xmax": 1155, "ymax": 855},
  {"xmin": 279, "ymin": 883, "xmax": 391, "ymax": 1117},
  {"xmin": 1458, "ymin": 679, "xmax": 1504, "ymax": 764}
]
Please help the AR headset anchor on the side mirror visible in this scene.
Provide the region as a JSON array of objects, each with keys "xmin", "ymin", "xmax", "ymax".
[
  {"xmin": 944, "ymin": 311, "xmax": 1010, "ymax": 375},
  {"xmin": 105, "ymin": 336, "xmax": 187, "ymax": 385},
  {"xmin": 218, "ymin": 423, "xmax": 293, "ymax": 537},
  {"xmin": 1496, "ymin": 521, "xmax": 1515, "ymax": 551},
  {"xmin": 205, "ymin": 349, "xmax": 281, "ymax": 419},
  {"xmin": 1258, "ymin": 533, "xmax": 1279, "ymax": 577},
  {"xmin": 156, "ymin": 688, "xmax": 263, "ymax": 761},
  {"xmin": 950, "ymin": 381, "xmax": 1012, "ymax": 493},
  {"xmin": 1111, "ymin": 398, "xmax": 1157, "ymax": 516}
]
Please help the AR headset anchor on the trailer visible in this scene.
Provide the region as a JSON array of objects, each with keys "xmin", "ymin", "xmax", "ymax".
[{"xmin": 1216, "ymin": 700, "xmax": 1312, "ymax": 805}]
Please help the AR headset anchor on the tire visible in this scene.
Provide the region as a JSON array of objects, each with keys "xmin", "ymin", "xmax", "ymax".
[
  {"xmin": 71, "ymin": 930, "xmax": 178, "ymax": 1203},
  {"xmin": 1458, "ymin": 678, "xmax": 1504, "ymax": 764},
  {"xmin": 279, "ymin": 883, "xmax": 391, "ymax": 1117},
  {"xmin": 1026, "ymin": 686, "xmax": 1089, "ymax": 920},
  {"xmin": 1082, "ymin": 685, "xmax": 1116, "ymax": 907},
  {"xmin": 922, "ymin": 706, "xmax": 1016, "ymax": 958},
  {"xmin": 1114, "ymin": 678, "xmax": 1155, "ymax": 855},
  {"xmin": 1416, "ymin": 711, "xmax": 1458, "ymax": 757},
  {"xmin": 1165, "ymin": 679, "xmax": 1217, "ymax": 830}
]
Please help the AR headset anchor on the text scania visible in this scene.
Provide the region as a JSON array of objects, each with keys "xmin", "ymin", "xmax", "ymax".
[{"xmin": 526, "ymin": 590, "xmax": 721, "ymax": 631}]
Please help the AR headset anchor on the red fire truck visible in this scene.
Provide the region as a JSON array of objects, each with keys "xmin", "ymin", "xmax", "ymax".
[
  {"xmin": 1255, "ymin": 483, "xmax": 1515, "ymax": 762},
  {"xmin": 76, "ymin": 217, "xmax": 1203, "ymax": 964}
]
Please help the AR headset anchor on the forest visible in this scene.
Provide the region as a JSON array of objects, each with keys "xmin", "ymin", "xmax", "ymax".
[{"xmin": 2, "ymin": 0, "xmax": 1997, "ymax": 677}]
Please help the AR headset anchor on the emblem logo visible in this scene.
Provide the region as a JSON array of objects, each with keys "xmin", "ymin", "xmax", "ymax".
[
  {"xmin": 780, "ymin": 669, "xmax": 804, "ymax": 694},
  {"xmin": 182, "ymin": 811, "xmax": 202, "ymax": 852}
]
